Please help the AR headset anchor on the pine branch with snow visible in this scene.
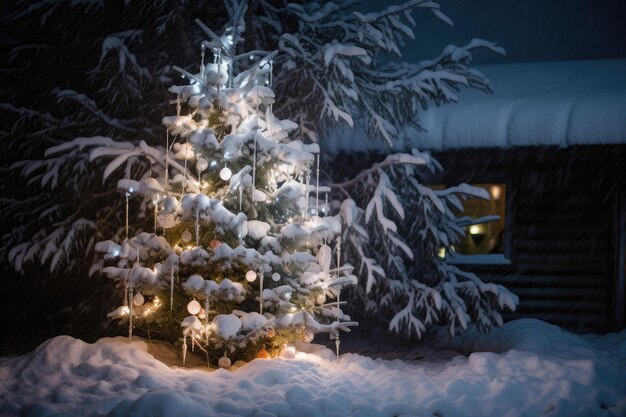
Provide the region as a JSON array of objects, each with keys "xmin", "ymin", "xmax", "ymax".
[{"xmin": 337, "ymin": 149, "xmax": 518, "ymax": 338}]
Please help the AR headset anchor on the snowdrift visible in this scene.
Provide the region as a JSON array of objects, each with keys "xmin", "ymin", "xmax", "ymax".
[{"xmin": 1, "ymin": 319, "xmax": 625, "ymax": 417}]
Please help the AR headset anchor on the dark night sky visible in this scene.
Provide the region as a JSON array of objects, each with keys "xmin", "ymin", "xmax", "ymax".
[{"xmin": 369, "ymin": 0, "xmax": 626, "ymax": 65}]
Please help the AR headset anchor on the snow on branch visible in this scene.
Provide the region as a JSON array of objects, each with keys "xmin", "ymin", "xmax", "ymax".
[
  {"xmin": 335, "ymin": 150, "xmax": 517, "ymax": 338},
  {"xmin": 264, "ymin": 0, "xmax": 504, "ymax": 145}
]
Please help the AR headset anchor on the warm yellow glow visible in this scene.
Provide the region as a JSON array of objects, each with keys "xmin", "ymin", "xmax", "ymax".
[
  {"xmin": 142, "ymin": 297, "xmax": 162, "ymax": 317},
  {"xmin": 469, "ymin": 225, "xmax": 483, "ymax": 235},
  {"xmin": 490, "ymin": 185, "xmax": 502, "ymax": 200},
  {"xmin": 437, "ymin": 247, "xmax": 446, "ymax": 258}
]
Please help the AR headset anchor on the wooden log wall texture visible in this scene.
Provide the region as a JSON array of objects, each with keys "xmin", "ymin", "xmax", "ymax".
[{"xmin": 326, "ymin": 145, "xmax": 625, "ymax": 333}]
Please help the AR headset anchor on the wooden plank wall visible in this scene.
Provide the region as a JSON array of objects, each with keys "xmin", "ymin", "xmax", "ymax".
[{"xmin": 434, "ymin": 145, "xmax": 626, "ymax": 333}]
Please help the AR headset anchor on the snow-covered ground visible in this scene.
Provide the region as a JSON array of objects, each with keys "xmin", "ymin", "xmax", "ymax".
[{"xmin": 1, "ymin": 319, "xmax": 625, "ymax": 417}]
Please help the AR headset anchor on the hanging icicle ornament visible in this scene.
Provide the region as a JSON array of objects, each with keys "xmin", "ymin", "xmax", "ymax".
[
  {"xmin": 187, "ymin": 299, "xmax": 201, "ymax": 315},
  {"xmin": 182, "ymin": 335, "xmax": 188, "ymax": 367},
  {"xmin": 252, "ymin": 132, "xmax": 257, "ymax": 199},
  {"xmin": 304, "ymin": 171, "xmax": 311, "ymax": 219},
  {"xmin": 181, "ymin": 136, "xmax": 189, "ymax": 199},
  {"xmin": 132, "ymin": 292, "xmax": 145, "ymax": 307},
  {"xmin": 321, "ymin": 192, "xmax": 328, "ymax": 217},
  {"xmin": 218, "ymin": 351, "xmax": 231, "ymax": 368},
  {"xmin": 335, "ymin": 237, "xmax": 342, "ymax": 359},
  {"xmin": 124, "ymin": 187, "xmax": 133, "ymax": 239},
  {"xmin": 239, "ymin": 185, "xmax": 243, "ymax": 211},
  {"xmin": 200, "ymin": 44, "xmax": 206, "ymax": 81},
  {"xmin": 219, "ymin": 166, "xmax": 232, "ymax": 181},
  {"xmin": 316, "ymin": 153, "xmax": 320, "ymax": 215},
  {"xmin": 128, "ymin": 286, "xmax": 134, "ymax": 341},
  {"xmin": 260, "ymin": 271, "xmax": 265, "ymax": 314}
]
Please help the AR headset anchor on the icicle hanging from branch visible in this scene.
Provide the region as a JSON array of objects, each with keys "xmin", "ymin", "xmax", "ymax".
[
  {"xmin": 252, "ymin": 132, "xmax": 257, "ymax": 200},
  {"xmin": 259, "ymin": 269, "xmax": 264, "ymax": 315},
  {"xmin": 335, "ymin": 236, "xmax": 342, "ymax": 359},
  {"xmin": 200, "ymin": 45, "xmax": 206, "ymax": 80},
  {"xmin": 165, "ymin": 130, "xmax": 169, "ymax": 186},
  {"xmin": 181, "ymin": 136, "xmax": 189, "ymax": 199},
  {"xmin": 124, "ymin": 189, "xmax": 131, "ymax": 239},
  {"xmin": 304, "ymin": 170, "xmax": 311, "ymax": 219},
  {"xmin": 128, "ymin": 285, "xmax": 134, "ymax": 342},
  {"xmin": 316, "ymin": 153, "xmax": 320, "ymax": 215}
]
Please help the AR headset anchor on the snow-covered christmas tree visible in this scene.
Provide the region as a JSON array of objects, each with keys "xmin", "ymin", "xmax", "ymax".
[{"xmin": 93, "ymin": 1, "xmax": 357, "ymax": 365}]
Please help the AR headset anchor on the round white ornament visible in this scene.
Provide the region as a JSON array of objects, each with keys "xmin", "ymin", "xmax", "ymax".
[
  {"xmin": 181, "ymin": 230, "xmax": 192, "ymax": 243},
  {"xmin": 219, "ymin": 167, "xmax": 232, "ymax": 181},
  {"xmin": 196, "ymin": 157, "xmax": 208, "ymax": 172},
  {"xmin": 187, "ymin": 299, "xmax": 201, "ymax": 315},
  {"xmin": 132, "ymin": 293, "xmax": 145, "ymax": 306},
  {"xmin": 245, "ymin": 270, "xmax": 257, "ymax": 282},
  {"xmin": 304, "ymin": 331, "xmax": 314, "ymax": 343},
  {"xmin": 218, "ymin": 352, "xmax": 231, "ymax": 368},
  {"xmin": 271, "ymin": 272, "xmax": 280, "ymax": 282}
]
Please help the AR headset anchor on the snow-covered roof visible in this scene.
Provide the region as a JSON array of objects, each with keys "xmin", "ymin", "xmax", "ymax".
[{"xmin": 324, "ymin": 59, "xmax": 626, "ymax": 152}]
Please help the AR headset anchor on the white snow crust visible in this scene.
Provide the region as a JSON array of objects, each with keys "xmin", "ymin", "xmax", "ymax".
[
  {"xmin": 1, "ymin": 319, "xmax": 624, "ymax": 416},
  {"xmin": 324, "ymin": 59, "xmax": 626, "ymax": 152}
]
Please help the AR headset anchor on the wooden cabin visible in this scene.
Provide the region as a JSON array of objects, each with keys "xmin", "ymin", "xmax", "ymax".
[{"xmin": 325, "ymin": 59, "xmax": 626, "ymax": 333}]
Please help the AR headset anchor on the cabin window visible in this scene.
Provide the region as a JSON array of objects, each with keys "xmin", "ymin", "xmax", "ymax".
[{"xmin": 439, "ymin": 184, "xmax": 511, "ymax": 265}]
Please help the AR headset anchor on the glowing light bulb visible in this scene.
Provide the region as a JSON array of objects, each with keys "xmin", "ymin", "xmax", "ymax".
[
  {"xmin": 220, "ymin": 167, "xmax": 232, "ymax": 181},
  {"xmin": 245, "ymin": 270, "xmax": 257, "ymax": 282}
]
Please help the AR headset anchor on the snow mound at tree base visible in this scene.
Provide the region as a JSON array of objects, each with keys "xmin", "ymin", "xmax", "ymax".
[{"xmin": 1, "ymin": 319, "xmax": 625, "ymax": 417}]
